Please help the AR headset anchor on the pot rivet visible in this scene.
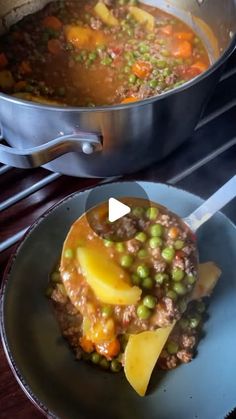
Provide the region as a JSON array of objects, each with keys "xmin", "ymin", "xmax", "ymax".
[{"xmin": 82, "ymin": 142, "xmax": 94, "ymax": 155}]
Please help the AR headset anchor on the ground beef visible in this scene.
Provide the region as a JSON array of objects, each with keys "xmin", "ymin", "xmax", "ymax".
[
  {"xmin": 177, "ymin": 349, "xmax": 193, "ymax": 363},
  {"xmin": 126, "ymin": 238, "xmax": 141, "ymax": 253},
  {"xmin": 90, "ymin": 17, "xmax": 102, "ymax": 30},
  {"xmin": 158, "ymin": 350, "xmax": 178, "ymax": 370},
  {"xmin": 180, "ymin": 334, "xmax": 196, "ymax": 349},
  {"xmin": 51, "ymin": 286, "xmax": 67, "ymax": 305},
  {"xmin": 150, "ymin": 297, "xmax": 180, "ymax": 328},
  {"xmin": 137, "ymin": 84, "xmax": 153, "ymax": 99}
]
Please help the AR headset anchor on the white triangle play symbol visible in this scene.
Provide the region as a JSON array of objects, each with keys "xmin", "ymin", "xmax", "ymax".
[{"xmin": 108, "ymin": 198, "xmax": 131, "ymax": 223}]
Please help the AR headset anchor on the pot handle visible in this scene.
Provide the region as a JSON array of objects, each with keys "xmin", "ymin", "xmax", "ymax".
[{"xmin": 0, "ymin": 132, "xmax": 102, "ymax": 169}]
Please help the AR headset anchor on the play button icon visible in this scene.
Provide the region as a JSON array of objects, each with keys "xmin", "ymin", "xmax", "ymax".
[
  {"xmin": 85, "ymin": 181, "xmax": 151, "ymax": 241},
  {"xmin": 108, "ymin": 198, "xmax": 131, "ymax": 222}
]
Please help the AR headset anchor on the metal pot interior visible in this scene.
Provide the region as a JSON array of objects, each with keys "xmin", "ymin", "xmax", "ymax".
[{"xmin": 0, "ymin": 0, "xmax": 235, "ymax": 65}]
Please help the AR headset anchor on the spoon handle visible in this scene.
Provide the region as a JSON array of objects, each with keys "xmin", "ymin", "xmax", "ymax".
[{"xmin": 184, "ymin": 175, "xmax": 236, "ymax": 233}]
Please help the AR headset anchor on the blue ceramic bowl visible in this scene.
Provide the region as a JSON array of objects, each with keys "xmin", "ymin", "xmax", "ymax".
[{"xmin": 1, "ymin": 182, "xmax": 236, "ymax": 419}]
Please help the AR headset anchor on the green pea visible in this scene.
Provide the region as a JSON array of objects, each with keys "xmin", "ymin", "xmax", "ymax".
[
  {"xmin": 189, "ymin": 315, "xmax": 201, "ymax": 329},
  {"xmin": 196, "ymin": 301, "xmax": 205, "ymax": 313},
  {"xmin": 124, "ymin": 51, "xmax": 134, "ymax": 60},
  {"xmin": 143, "ymin": 295, "xmax": 156, "ymax": 309},
  {"xmin": 149, "ymin": 79, "xmax": 158, "ymax": 88},
  {"xmin": 126, "ymin": 28, "xmax": 134, "ymax": 37},
  {"xmin": 64, "ymin": 248, "xmax": 73, "ymax": 259},
  {"xmin": 178, "ymin": 299, "xmax": 187, "ymax": 313},
  {"xmin": 186, "ymin": 274, "xmax": 197, "ymax": 285},
  {"xmin": 166, "ymin": 290, "xmax": 177, "ymax": 301},
  {"xmin": 143, "ymin": 53, "xmax": 151, "ymax": 61},
  {"xmin": 179, "ymin": 318, "xmax": 189, "ymax": 330},
  {"xmin": 138, "ymin": 249, "xmax": 148, "ymax": 259},
  {"xmin": 167, "ymin": 340, "xmax": 179, "ymax": 355},
  {"xmin": 88, "ymin": 51, "xmax": 97, "ymax": 61},
  {"xmin": 116, "ymin": 242, "xmax": 125, "ymax": 252},
  {"xmin": 142, "ymin": 277, "xmax": 154, "ymax": 290},
  {"xmin": 132, "ymin": 207, "xmax": 145, "ymax": 217},
  {"xmin": 101, "ymin": 305, "xmax": 113, "ymax": 318},
  {"xmin": 146, "ymin": 207, "xmax": 159, "ymax": 220},
  {"xmin": 137, "ymin": 304, "xmax": 152, "ymax": 319},
  {"xmin": 123, "ymin": 65, "xmax": 130, "ymax": 73},
  {"xmin": 156, "ymin": 60, "xmax": 167, "ymax": 68},
  {"xmin": 45, "ymin": 286, "xmax": 53, "ymax": 298},
  {"xmin": 100, "ymin": 357, "xmax": 110, "ymax": 369},
  {"xmin": 110, "ymin": 359, "xmax": 122, "ymax": 372},
  {"xmin": 101, "ymin": 56, "xmax": 112, "ymax": 66},
  {"xmin": 149, "ymin": 223, "xmax": 163, "ymax": 237},
  {"xmin": 174, "ymin": 240, "xmax": 184, "ymax": 250},
  {"xmin": 132, "ymin": 273, "xmax": 141, "ymax": 285},
  {"xmin": 173, "ymin": 282, "xmax": 187, "ymax": 295},
  {"xmin": 154, "ymin": 272, "xmax": 169, "ymax": 284},
  {"xmin": 137, "ymin": 264, "xmax": 150, "ymax": 278},
  {"xmin": 149, "ymin": 237, "xmax": 163, "ymax": 249},
  {"xmin": 139, "ymin": 43, "xmax": 149, "ymax": 54},
  {"xmin": 120, "ymin": 254, "xmax": 133, "ymax": 268},
  {"xmin": 128, "ymin": 74, "xmax": 136, "ymax": 84},
  {"xmin": 135, "ymin": 232, "xmax": 147, "ymax": 242},
  {"xmin": 133, "ymin": 50, "xmax": 140, "ymax": 58},
  {"xmin": 104, "ymin": 239, "xmax": 113, "ymax": 247},
  {"xmin": 161, "ymin": 50, "xmax": 170, "ymax": 57},
  {"xmin": 172, "ymin": 268, "xmax": 185, "ymax": 282},
  {"xmin": 161, "ymin": 247, "xmax": 175, "ymax": 262},
  {"xmin": 96, "ymin": 44, "xmax": 106, "ymax": 53},
  {"xmin": 147, "ymin": 33, "xmax": 155, "ymax": 40},
  {"xmin": 91, "ymin": 352, "xmax": 101, "ymax": 364},
  {"xmin": 127, "ymin": 58, "xmax": 135, "ymax": 66},
  {"xmin": 51, "ymin": 272, "xmax": 61, "ymax": 283}
]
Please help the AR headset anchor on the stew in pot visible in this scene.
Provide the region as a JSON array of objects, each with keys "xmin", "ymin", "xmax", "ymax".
[{"xmin": 0, "ymin": 0, "xmax": 210, "ymax": 106}]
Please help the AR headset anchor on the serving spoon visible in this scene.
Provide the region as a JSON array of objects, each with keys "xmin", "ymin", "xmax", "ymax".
[{"xmin": 183, "ymin": 175, "xmax": 236, "ymax": 233}]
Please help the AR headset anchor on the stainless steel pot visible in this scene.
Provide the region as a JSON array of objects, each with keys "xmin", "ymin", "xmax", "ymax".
[{"xmin": 0, "ymin": 0, "xmax": 235, "ymax": 177}]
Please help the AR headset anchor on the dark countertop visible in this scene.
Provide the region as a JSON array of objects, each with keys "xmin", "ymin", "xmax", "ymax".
[{"xmin": 0, "ymin": 51, "xmax": 236, "ymax": 418}]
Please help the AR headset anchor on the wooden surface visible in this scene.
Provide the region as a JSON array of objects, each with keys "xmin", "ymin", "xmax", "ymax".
[{"xmin": 1, "ymin": 53, "xmax": 236, "ymax": 419}]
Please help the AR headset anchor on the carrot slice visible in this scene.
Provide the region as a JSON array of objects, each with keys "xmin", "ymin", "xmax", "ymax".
[
  {"xmin": 132, "ymin": 60, "xmax": 152, "ymax": 79},
  {"xmin": 79, "ymin": 336, "xmax": 94, "ymax": 353},
  {"xmin": 19, "ymin": 60, "xmax": 32, "ymax": 75},
  {"xmin": 174, "ymin": 32, "xmax": 194, "ymax": 41},
  {"xmin": 121, "ymin": 97, "xmax": 138, "ymax": 104},
  {"xmin": 0, "ymin": 53, "xmax": 8, "ymax": 69},
  {"xmin": 43, "ymin": 16, "xmax": 62, "ymax": 30},
  {"xmin": 171, "ymin": 40, "xmax": 192, "ymax": 58},
  {"xmin": 47, "ymin": 39, "xmax": 62, "ymax": 55}
]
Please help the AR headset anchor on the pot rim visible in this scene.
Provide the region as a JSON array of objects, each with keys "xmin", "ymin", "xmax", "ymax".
[{"xmin": 0, "ymin": 34, "xmax": 235, "ymax": 113}]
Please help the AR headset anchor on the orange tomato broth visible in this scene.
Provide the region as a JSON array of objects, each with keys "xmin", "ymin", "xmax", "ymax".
[{"xmin": 0, "ymin": 0, "xmax": 210, "ymax": 106}]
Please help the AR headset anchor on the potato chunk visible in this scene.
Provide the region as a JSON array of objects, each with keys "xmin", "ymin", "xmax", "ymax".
[
  {"xmin": 124, "ymin": 324, "xmax": 175, "ymax": 396},
  {"xmin": 129, "ymin": 6, "xmax": 155, "ymax": 32},
  {"xmin": 94, "ymin": 2, "xmax": 119, "ymax": 27},
  {"xmin": 191, "ymin": 261, "xmax": 221, "ymax": 300},
  {"xmin": 77, "ymin": 247, "xmax": 141, "ymax": 305},
  {"xmin": 64, "ymin": 25, "xmax": 106, "ymax": 50}
]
